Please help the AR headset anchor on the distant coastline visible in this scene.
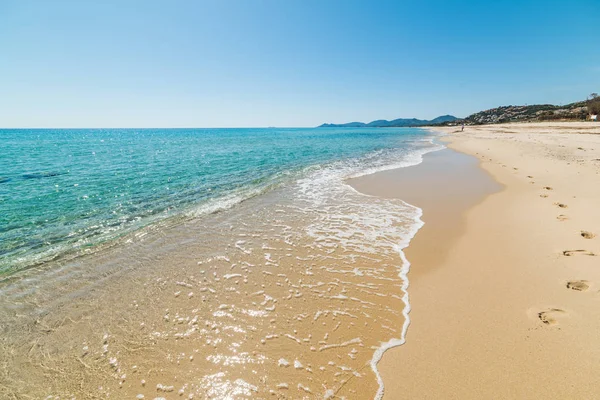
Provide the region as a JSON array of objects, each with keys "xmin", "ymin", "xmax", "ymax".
[
  {"xmin": 319, "ymin": 95, "xmax": 600, "ymax": 129},
  {"xmin": 317, "ymin": 115, "xmax": 457, "ymax": 128}
]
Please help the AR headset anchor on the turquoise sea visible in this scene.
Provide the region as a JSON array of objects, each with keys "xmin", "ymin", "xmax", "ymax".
[{"xmin": 0, "ymin": 127, "xmax": 434, "ymax": 275}]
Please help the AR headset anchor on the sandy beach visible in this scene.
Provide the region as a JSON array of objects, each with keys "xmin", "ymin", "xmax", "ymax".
[
  {"xmin": 2, "ymin": 122, "xmax": 599, "ymax": 399},
  {"xmin": 3, "ymin": 1, "xmax": 597, "ymax": 397},
  {"xmin": 351, "ymin": 122, "xmax": 600, "ymax": 398}
]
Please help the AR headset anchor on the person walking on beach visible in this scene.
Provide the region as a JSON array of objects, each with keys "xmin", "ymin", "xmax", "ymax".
[{"xmin": 461, "ymin": 122, "xmax": 464, "ymax": 131}]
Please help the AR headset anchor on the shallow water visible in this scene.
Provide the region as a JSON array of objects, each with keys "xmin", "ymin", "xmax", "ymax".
[
  {"xmin": 0, "ymin": 127, "xmax": 442, "ymax": 399},
  {"xmin": 1, "ymin": 127, "xmax": 431, "ymax": 275}
]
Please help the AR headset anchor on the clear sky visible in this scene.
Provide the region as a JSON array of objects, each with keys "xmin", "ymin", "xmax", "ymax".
[{"xmin": 1, "ymin": 0, "xmax": 598, "ymax": 128}]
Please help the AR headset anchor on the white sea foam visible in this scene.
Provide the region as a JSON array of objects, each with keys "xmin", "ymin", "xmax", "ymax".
[
  {"xmin": 278, "ymin": 358, "xmax": 290, "ymax": 367},
  {"xmin": 291, "ymin": 132, "xmax": 443, "ymax": 399}
]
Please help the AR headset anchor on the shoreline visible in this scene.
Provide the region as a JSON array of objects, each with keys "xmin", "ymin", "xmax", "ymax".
[
  {"xmin": 0, "ymin": 128, "xmax": 438, "ymax": 278},
  {"xmin": 349, "ymin": 146, "xmax": 501, "ymax": 399},
  {"xmin": 353, "ymin": 122, "xmax": 600, "ymax": 399},
  {"xmin": 4, "ymin": 122, "xmax": 599, "ymax": 398}
]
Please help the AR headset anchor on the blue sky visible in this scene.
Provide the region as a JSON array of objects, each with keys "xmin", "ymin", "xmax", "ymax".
[{"xmin": 1, "ymin": 0, "xmax": 598, "ymax": 127}]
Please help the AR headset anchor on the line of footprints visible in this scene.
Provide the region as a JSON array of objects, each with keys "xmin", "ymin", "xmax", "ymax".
[
  {"xmin": 477, "ymin": 154, "xmax": 597, "ymax": 328},
  {"xmin": 529, "ymin": 172, "xmax": 595, "ymax": 327}
]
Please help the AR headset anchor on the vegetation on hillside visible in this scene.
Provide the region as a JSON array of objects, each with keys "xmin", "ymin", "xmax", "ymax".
[
  {"xmin": 321, "ymin": 94, "xmax": 599, "ymax": 128},
  {"xmin": 588, "ymin": 94, "xmax": 600, "ymax": 116},
  {"xmin": 462, "ymin": 101, "xmax": 588, "ymax": 125},
  {"xmin": 434, "ymin": 94, "xmax": 599, "ymax": 126}
]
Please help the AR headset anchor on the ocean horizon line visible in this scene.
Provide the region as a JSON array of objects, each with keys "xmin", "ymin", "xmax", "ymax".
[{"xmin": 0, "ymin": 126, "xmax": 315, "ymax": 130}]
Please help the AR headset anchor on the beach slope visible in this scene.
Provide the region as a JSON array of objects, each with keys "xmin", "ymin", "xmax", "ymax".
[{"xmin": 353, "ymin": 122, "xmax": 600, "ymax": 398}]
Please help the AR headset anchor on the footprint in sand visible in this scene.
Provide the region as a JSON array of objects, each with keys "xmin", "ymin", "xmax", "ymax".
[
  {"xmin": 581, "ymin": 231, "xmax": 596, "ymax": 239},
  {"xmin": 537, "ymin": 308, "xmax": 567, "ymax": 326},
  {"xmin": 554, "ymin": 202, "xmax": 568, "ymax": 208},
  {"xmin": 557, "ymin": 215, "xmax": 568, "ymax": 221},
  {"xmin": 540, "ymin": 194, "xmax": 549, "ymax": 198},
  {"xmin": 562, "ymin": 250, "xmax": 596, "ymax": 257},
  {"xmin": 566, "ymin": 280, "xmax": 590, "ymax": 291},
  {"xmin": 527, "ymin": 175, "xmax": 534, "ymax": 178},
  {"xmin": 543, "ymin": 186, "xmax": 553, "ymax": 191}
]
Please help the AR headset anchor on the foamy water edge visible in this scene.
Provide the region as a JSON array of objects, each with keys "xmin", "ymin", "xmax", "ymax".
[{"xmin": 345, "ymin": 135, "xmax": 445, "ymax": 400}]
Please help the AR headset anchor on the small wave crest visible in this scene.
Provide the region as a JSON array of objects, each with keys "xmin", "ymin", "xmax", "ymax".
[{"xmin": 293, "ymin": 132, "xmax": 443, "ymax": 399}]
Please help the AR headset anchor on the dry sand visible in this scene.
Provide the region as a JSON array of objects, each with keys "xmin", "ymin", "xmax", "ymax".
[{"xmin": 352, "ymin": 122, "xmax": 600, "ymax": 399}]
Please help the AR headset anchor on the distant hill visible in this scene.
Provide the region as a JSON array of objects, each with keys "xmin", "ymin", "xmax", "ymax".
[
  {"xmin": 441, "ymin": 98, "xmax": 596, "ymax": 126},
  {"xmin": 318, "ymin": 122, "xmax": 368, "ymax": 128},
  {"xmin": 460, "ymin": 101, "xmax": 588, "ymax": 125},
  {"xmin": 318, "ymin": 97, "xmax": 599, "ymax": 128},
  {"xmin": 318, "ymin": 114, "xmax": 458, "ymax": 128}
]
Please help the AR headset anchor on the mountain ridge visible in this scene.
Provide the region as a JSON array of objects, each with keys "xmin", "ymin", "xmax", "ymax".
[{"xmin": 318, "ymin": 114, "xmax": 458, "ymax": 128}]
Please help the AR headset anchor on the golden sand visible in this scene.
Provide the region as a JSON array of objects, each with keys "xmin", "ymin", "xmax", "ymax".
[{"xmin": 360, "ymin": 122, "xmax": 600, "ymax": 399}]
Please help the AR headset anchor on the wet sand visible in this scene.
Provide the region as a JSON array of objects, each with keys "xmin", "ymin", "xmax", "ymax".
[
  {"xmin": 349, "ymin": 148, "xmax": 501, "ymax": 279},
  {"xmin": 351, "ymin": 122, "xmax": 600, "ymax": 399}
]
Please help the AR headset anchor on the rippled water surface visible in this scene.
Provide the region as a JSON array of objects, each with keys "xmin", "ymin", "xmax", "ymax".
[{"xmin": 1, "ymin": 127, "xmax": 431, "ymax": 274}]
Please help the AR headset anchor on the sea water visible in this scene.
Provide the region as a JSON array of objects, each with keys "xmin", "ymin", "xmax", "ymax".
[
  {"xmin": 0, "ymin": 127, "xmax": 442, "ymax": 399},
  {"xmin": 1, "ymin": 127, "xmax": 435, "ymax": 275}
]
